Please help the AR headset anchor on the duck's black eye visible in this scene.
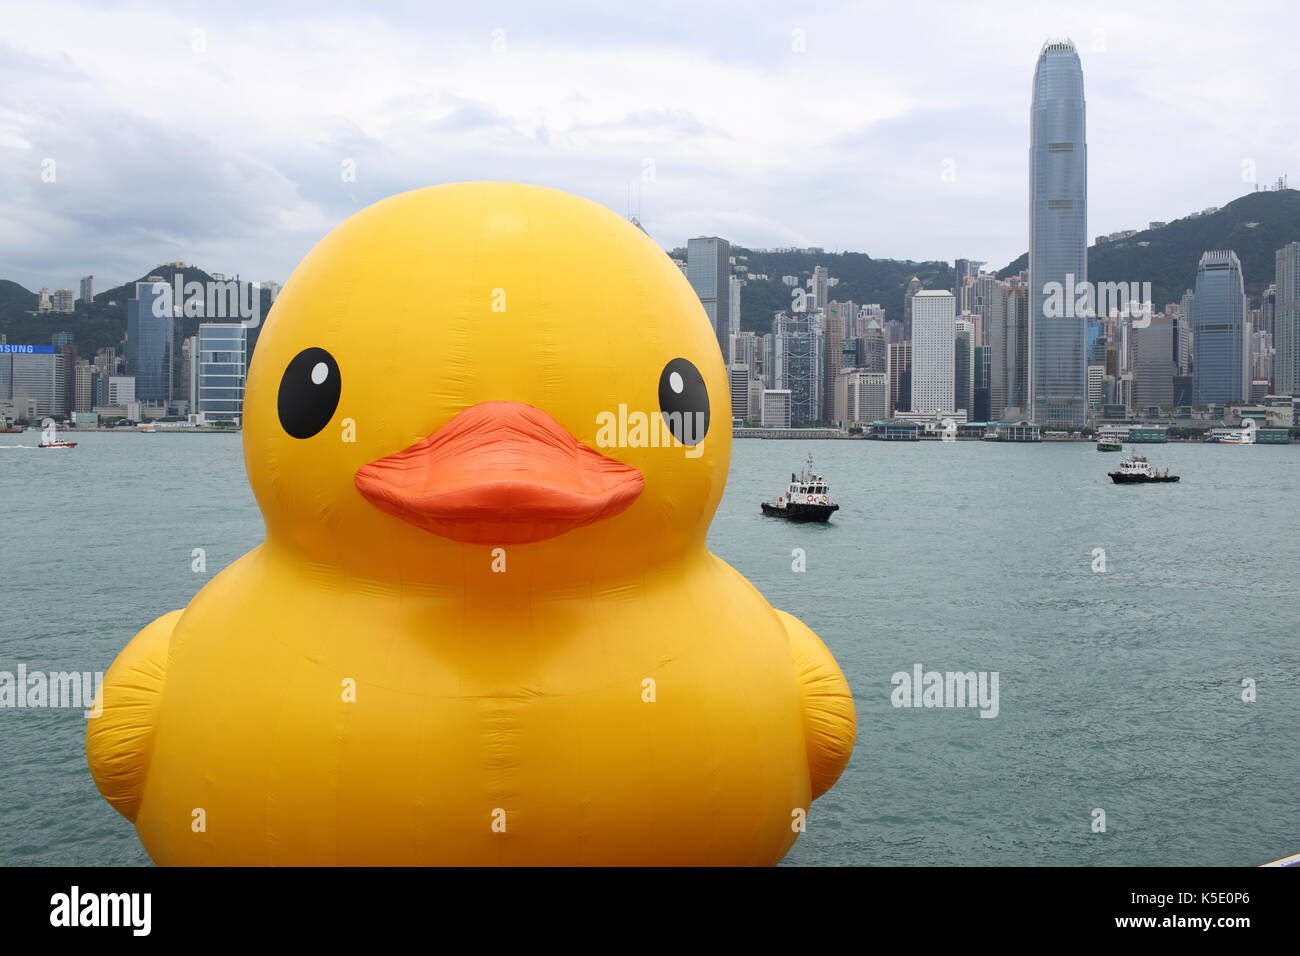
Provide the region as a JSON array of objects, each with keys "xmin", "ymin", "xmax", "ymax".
[
  {"xmin": 658, "ymin": 357, "xmax": 710, "ymax": 446},
  {"xmin": 277, "ymin": 347, "xmax": 341, "ymax": 439}
]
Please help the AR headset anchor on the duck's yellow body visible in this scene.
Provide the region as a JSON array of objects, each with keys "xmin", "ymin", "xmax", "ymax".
[{"xmin": 88, "ymin": 183, "xmax": 855, "ymax": 865}]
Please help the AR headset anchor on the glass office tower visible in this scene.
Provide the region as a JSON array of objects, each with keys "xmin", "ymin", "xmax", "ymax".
[
  {"xmin": 1029, "ymin": 39, "xmax": 1088, "ymax": 427},
  {"xmin": 126, "ymin": 279, "xmax": 174, "ymax": 405},
  {"xmin": 1191, "ymin": 250, "xmax": 1248, "ymax": 405},
  {"xmin": 194, "ymin": 323, "xmax": 248, "ymax": 424},
  {"xmin": 687, "ymin": 237, "xmax": 732, "ymax": 363}
]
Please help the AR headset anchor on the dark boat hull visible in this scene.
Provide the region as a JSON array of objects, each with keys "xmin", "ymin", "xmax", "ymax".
[
  {"xmin": 1109, "ymin": 473, "xmax": 1178, "ymax": 483},
  {"xmin": 761, "ymin": 502, "xmax": 839, "ymax": 522}
]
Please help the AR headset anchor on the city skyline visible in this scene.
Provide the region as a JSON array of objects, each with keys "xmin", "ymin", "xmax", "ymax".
[{"xmin": 2, "ymin": 1, "xmax": 1297, "ymax": 293}]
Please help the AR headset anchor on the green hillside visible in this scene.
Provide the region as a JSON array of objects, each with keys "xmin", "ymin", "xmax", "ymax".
[
  {"xmin": 0, "ymin": 279, "xmax": 37, "ymax": 317},
  {"xmin": 729, "ymin": 250, "xmax": 953, "ymax": 332},
  {"xmin": 0, "ymin": 266, "xmax": 273, "ymax": 360},
  {"xmin": 998, "ymin": 188, "xmax": 1300, "ymax": 307}
]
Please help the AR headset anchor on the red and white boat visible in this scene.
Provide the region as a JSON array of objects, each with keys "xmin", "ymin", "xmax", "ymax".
[{"xmin": 38, "ymin": 420, "xmax": 77, "ymax": 449}]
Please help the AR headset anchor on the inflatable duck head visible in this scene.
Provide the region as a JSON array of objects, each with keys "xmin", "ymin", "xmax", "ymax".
[{"xmin": 243, "ymin": 183, "xmax": 731, "ymax": 583}]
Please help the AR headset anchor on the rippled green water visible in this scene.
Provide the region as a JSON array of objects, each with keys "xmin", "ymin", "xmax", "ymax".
[{"xmin": 1, "ymin": 432, "xmax": 1295, "ymax": 865}]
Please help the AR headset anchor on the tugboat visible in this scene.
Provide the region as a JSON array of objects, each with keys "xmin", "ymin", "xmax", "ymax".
[
  {"xmin": 1108, "ymin": 454, "xmax": 1177, "ymax": 484},
  {"xmin": 1096, "ymin": 435, "xmax": 1123, "ymax": 452},
  {"xmin": 761, "ymin": 454, "xmax": 839, "ymax": 522}
]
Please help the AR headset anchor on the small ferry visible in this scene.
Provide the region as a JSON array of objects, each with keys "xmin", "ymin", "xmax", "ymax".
[
  {"xmin": 0, "ymin": 416, "xmax": 22, "ymax": 434},
  {"xmin": 761, "ymin": 454, "xmax": 839, "ymax": 522},
  {"xmin": 1108, "ymin": 455, "xmax": 1178, "ymax": 484},
  {"xmin": 1096, "ymin": 436, "xmax": 1123, "ymax": 452},
  {"xmin": 1214, "ymin": 428, "xmax": 1254, "ymax": 445}
]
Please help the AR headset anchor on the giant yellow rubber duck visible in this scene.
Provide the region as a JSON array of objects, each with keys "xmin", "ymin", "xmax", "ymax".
[{"xmin": 87, "ymin": 183, "xmax": 856, "ymax": 865}]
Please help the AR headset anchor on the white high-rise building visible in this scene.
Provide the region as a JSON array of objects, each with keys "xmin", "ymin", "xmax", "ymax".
[
  {"xmin": 107, "ymin": 375, "xmax": 136, "ymax": 405},
  {"xmin": 1087, "ymin": 362, "xmax": 1105, "ymax": 409},
  {"xmin": 911, "ymin": 291, "xmax": 956, "ymax": 414},
  {"xmin": 810, "ymin": 266, "xmax": 829, "ymax": 311},
  {"xmin": 835, "ymin": 370, "xmax": 888, "ymax": 425},
  {"xmin": 728, "ymin": 364, "xmax": 751, "ymax": 422},
  {"xmin": 728, "ymin": 275, "xmax": 743, "ymax": 339},
  {"xmin": 761, "ymin": 389, "xmax": 792, "ymax": 428}
]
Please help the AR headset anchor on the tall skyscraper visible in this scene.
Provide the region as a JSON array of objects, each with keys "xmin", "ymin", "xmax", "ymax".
[
  {"xmin": 953, "ymin": 259, "xmax": 976, "ymax": 308},
  {"xmin": 910, "ymin": 290, "xmax": 956, "ymax": 414},
  {"xmin": 730, "ymin": 331, "xmax": 760, "ymax": 371},
  {"xmin": 1132, "ymin": 313, "xmax": 1176, "ymax": 410},
  {"xmin": 887, "ymin": 341, "xmax": 911, "ymax": 415},
  {"xmin": 761, "ymin": 333, "xmax": 775, "ymax": 388},
  {"xmin": 1029, "ymin": 38, "xmax": 1088, "ymax": 427},
  {"xmin": 1274, "ymin": 242, "xmax": 1300, "ymax": 396},
  {"xmin": 810, "ymin": 266, "xmax": 830, "ymax": 311},
  {"xmin": 1191, "ymin": 250, "xmax": 1248, "ymax": 405},
  {"xmin": 126, "ymin": 278, "xmax": 175, "ymax": 405},
  {"xmin": 80, "ymin": 275, "xmax": 94, "ymax": 304},
  {"xmin": 728, "ymin": 364, "xmax": 751, "ymax": 423},
  {"xmin": 728, "ymin": 275, "xmax": 743, "ymax": 338},
  {"xmin": 822, "ymin": 301, "xmax": 853, "ymax": 419},
  {"xmin": 1259, "ymin": 283, "xmax": 1277, "ymax": 339},
  {"xmin": 902, "ymin": 276, "xmax": 923, "ymax": 340},
  {"xmin": 954, "ymin": 318, "xmax": 974, "ymax": 416},
  {"xmin": 772, "ymin": 311, "xmax": 822, "ymax": 425},
  {"xmin": 687, "ymin": 237, "xmax": 732, "ymax": 363},
  {"xmin": 988, "ymin": 276, "xmax": 1029, "ymax": 419},
  {"xmin": 860, "ymin": 318, "xmax": 888, "ymax": 373},
  {"xmin": 0, "ymin": 346, "xmax": 67, "ymax": 418},
  {"xmin": 73, "ymin": 361, "xmax": 98, "ymax": 413}
]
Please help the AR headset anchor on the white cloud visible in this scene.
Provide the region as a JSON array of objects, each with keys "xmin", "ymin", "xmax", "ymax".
[{"xmin": 0, "ymin": 0, "xmax": 1296, "ymax": 292}]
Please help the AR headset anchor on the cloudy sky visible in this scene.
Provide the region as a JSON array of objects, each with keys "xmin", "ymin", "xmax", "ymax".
[{"xmin": 2, "ymin": 0, "xmax": 1296, "ymax": 293}]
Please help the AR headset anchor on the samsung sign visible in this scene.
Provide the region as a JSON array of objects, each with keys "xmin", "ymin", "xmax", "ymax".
[{"xmin": 0, "ymin": 345, "xmax": 56, "ymax": 354}]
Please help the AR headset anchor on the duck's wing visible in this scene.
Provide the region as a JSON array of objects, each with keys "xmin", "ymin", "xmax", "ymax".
[
  {"xmin": 86, "ymin": 608, "xmax": 180, "ymax": 822},
  {"xmin": 775, "ymin": 608, "xmax": 856, "ymax": 800}
]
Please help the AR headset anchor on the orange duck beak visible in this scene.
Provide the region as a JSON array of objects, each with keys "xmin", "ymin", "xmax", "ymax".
[{"xmin": 354, "ymin": 401, "xmax": 644, "ymax": 545}]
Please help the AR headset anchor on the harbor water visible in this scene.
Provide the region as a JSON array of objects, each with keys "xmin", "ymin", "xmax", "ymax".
[{"xmin": 1, "ymin": 432, "xmax": 1296, "ymax": 865}]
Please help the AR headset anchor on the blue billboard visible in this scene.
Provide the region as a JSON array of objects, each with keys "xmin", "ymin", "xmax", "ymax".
[{"xmin": 0, "ymin": 344, "xmax": 56, "ymax": 354}]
